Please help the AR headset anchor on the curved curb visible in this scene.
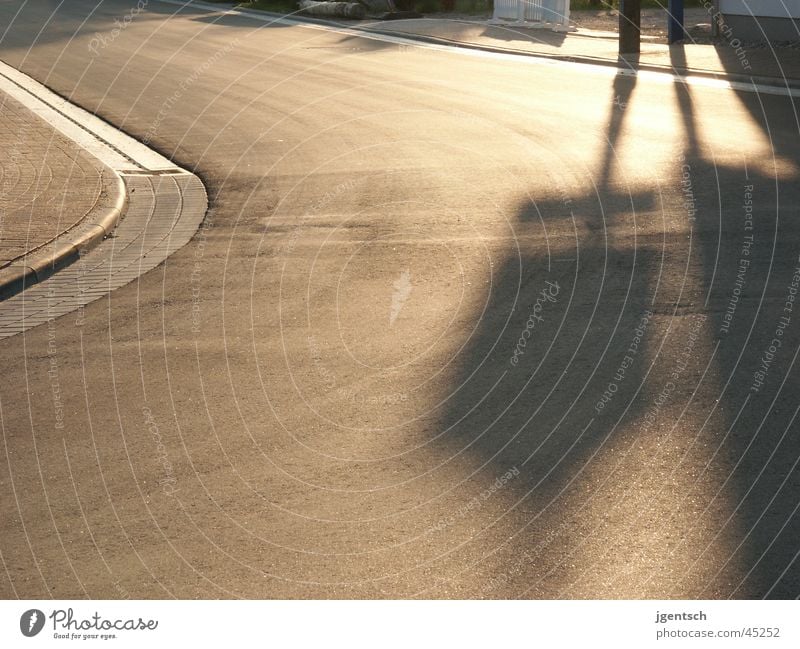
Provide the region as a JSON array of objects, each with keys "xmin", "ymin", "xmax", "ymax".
[
  {"xmin": 0, "ymin": 59, "xmax": 208, "ymax": 339},
  {"xmin": 0, "ymin": 170, "xmax": 208, "ymax": 339},
  {"xmin": 0, "ymin": 172, "xmax": 128, "ymax": 300}
]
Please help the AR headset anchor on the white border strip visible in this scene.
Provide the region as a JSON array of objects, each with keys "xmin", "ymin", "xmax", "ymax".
[
  {"xmin": 0, "ymin": 59, "xmax": 184, "ymax": 172},
  {"xmin": 3, "ymin": 600, "xmax": 800, "ymax": 647}
]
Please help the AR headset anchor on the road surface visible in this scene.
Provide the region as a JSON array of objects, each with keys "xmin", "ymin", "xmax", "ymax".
[{"xmin": 1, "ymin": 0, "xmax": 799, "ymax": 598}]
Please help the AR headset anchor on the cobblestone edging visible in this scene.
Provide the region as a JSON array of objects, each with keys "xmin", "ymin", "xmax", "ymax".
[{"xmin": 0, "ymin": 171, "xmax": 128, "ymax": 300}]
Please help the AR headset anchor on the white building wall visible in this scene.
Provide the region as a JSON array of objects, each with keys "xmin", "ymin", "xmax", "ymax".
[{"xmin": 719, "ymin": 0, "xmax": 800, "ymax": 19}]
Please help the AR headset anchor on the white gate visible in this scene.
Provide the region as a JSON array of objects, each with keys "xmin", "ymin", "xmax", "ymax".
[{"xmin": 491, "ymin": 0, "xmax": 570, "ymax": 30}]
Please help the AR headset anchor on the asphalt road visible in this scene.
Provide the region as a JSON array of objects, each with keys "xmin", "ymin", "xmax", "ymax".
[{"xmin": 1, "ymin": 0, "xmax": 800, "ymax": 599}]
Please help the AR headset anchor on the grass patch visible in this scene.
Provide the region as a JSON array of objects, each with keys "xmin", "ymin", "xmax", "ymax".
[
  {"xmin": 236, "ymin": 0, "xmax": 299, "ymax": 13},
  {"xmin": 450, "ymin": 0, "xmax": 493, "ymax": 13},
  {"xmin": 201, "ymin": 0, "xmax": 299, "ymax": 14}
]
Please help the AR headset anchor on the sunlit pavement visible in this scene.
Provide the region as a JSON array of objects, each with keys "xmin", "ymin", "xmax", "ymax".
[
  {"xmin": 354, "ymin": 14, "xmax": 800, "ymax": 85},
  {"xmin": 0, "ymin": 0, "xmax": 799, "ymax": 598}
]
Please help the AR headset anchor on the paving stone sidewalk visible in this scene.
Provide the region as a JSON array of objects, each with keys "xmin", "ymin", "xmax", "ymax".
[
  {"xmin": 360, "ymin": 14, "xmax": 800, "ymax": 85},
  {"xmin": 0, "ymin": 90, "xmax": 114, "ymax": 274},
  {"xmin": 201, "ymin": 2, "xmax": 800, "ymax": 84}
]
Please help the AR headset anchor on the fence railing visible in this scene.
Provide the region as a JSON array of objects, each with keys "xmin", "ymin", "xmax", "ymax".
[{"xmin": 491, "ymin": 0, "xmax": 570, "ymax": 30}]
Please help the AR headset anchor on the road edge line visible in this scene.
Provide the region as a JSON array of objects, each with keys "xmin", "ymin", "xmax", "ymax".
[{"xmin": 156, "ymin": 0, "xmax": 800, "ymax": 97}]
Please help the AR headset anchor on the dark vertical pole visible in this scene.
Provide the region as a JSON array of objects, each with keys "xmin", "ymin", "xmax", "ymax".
[
  {"xmin": 619, "ymin": 0, "xmax": 641, "ymax": 55},
  {"xmin": 711, "ymin": 0, "xmax": 720, "ymax": 37},
  {"xmin": 668, "ymin": 0, "xmax": 686, "ymax": 43}
]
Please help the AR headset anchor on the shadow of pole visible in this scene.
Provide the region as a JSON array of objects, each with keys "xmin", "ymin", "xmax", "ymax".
[
  {"xmin": 430, "ymin": 47, "xmax": 800, "ymax": 598},
  {"xmin": 660, "ymin": 44, "xmax": 800, "ymax": 598},
  {"xmin": 420, "ymin": 70, "xmax": 717, "ymax": 598}
]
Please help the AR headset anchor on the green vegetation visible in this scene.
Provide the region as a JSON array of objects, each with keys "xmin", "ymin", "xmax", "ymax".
[
  {"xmin": 202, "ymin": 0, "xmax": 299, "ymax": 14},
  {"xmin": 447, "ymin": 0, "xmax": 493, "ymax": 14}
]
